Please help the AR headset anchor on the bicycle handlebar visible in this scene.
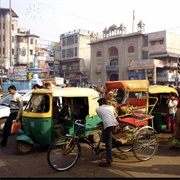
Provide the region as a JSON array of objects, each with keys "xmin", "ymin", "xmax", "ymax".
[{"xmin": 74, "ymin": 120, "xmax": 86, "ymax": 127}]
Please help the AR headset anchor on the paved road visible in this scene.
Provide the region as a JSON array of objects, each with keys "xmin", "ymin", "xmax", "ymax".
[{"xmin": 0, "ymin": 132, "xmax": 180, "ymax": 178}]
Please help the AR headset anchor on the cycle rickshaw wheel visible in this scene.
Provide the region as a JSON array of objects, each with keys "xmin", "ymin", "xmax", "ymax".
[
  {"xmin": 47, "ymin": 136, "xmax": 81, "ymax": 171},
  {"xmin": 132, "ymin": 128, "xmax": 158, "ymax": 161}
]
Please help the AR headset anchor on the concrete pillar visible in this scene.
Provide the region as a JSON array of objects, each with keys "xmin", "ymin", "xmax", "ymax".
[{"xmin": 153, "ymin": 66, "xmax": 156, "ymax": 84}]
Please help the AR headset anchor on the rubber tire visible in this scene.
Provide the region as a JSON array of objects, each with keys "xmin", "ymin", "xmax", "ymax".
[
  {"xmin": 47, "ymin": 136, "xmax": 81, "ymax": 171},
  {"xmin": 132, "ymin": 128, "xmax": 158, "ymax": 161},
  {"xmin": 16, "ymin": 141, "xmax": 33, "ymax": 155}
]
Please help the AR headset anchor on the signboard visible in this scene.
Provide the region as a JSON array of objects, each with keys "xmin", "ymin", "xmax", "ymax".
[{"xmin": 54, "ymin": 77, "xmax": 64, "ymax": 85}]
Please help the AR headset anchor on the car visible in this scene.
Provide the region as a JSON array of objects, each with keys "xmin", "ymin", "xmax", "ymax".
[{"xmin": 0, "ymin": 89, "xmax": 33, "ymax": 134}]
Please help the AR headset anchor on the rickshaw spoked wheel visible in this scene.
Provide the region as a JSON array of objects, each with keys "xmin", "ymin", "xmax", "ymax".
[{"xmin": 16, "ymin": 141, "xmax": 33, "ymax": 155}]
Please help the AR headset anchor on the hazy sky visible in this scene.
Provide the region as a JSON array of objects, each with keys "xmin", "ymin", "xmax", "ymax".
[{"xmin": 1, "ymin": 0, "xmax": 180, "ymax": 45}]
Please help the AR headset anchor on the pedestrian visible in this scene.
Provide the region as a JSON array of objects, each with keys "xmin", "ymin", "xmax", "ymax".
[
  {"xmin": 96, "ymin": 98, "xmax": 119, "ymax": 167},
  {"xmin": 99, "ymin": 85, "xmax": 104, "ymax": 98},
  {"xmin": 1, "ymin": 85, "xmax": 23, "ymax": 147},
  {"xmin": 166, "ymin": 92, "xmax": 178, "ymax": 133},
  {"xmin": 171, "ymin": 96, "xmax": 180, "ymax": 149},
  {"xmin": 44, "ymin": 82, "xmax": 52, "ymax": 89},
  {"xmin": 32, "ymin": 84, "xmax": 42, "ymax": 90}
]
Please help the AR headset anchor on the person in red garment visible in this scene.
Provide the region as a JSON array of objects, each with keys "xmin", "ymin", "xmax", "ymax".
[{"xmin": 166, "ymin": 92, "xmax": 178, "ymax": 133}]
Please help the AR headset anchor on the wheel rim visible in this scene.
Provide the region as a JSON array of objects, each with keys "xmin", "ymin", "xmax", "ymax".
[
  {"xmin": 132, "ymin": 129, "xmax": 158, "ymax": 161},
  {"xmin": 47, "ymin": 137, "xmax": 80, "ymax": 171}
]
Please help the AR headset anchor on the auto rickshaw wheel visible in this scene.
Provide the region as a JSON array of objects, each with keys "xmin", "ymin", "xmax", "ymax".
[
  {"xmin": 16, "ymin": 141, "xmax": 33, "ymax": 155},
  {"xmin": 92, "ymin": 130, "xmax": 102, "ymax": 143}
]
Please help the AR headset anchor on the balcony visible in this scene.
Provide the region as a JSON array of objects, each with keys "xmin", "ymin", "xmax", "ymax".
[{"xmin": 106, "ymin": 65, "xmax": 119, "ymax": 72}]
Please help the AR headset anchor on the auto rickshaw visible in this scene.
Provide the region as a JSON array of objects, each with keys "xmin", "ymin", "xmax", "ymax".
[
  {"xmin": 16, "ymin": 87, "xmax": 102, "ymax": 155},
  {"xmin": 148, "ymin": 85, "xmax": 179, "ymax": 132}
]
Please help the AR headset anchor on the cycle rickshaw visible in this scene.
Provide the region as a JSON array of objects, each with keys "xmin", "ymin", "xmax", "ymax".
[{"xmin": 47, "ymin": 80, "xmax": 159, "ymax": 171}]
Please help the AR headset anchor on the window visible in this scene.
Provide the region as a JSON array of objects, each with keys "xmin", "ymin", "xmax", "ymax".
[
  {"xmin": 128, "ymin": 46, "xmax": 134, "ymax": 53},
  {"xmin": 109, "ymin": 47, "xmax": 118, "ymax": 56},
  {"xmin": 97, "ymin": 64, "xmax": 101, "ymax": 69},
  {"xmin": 21, "ymin": 48, "xmax": 26, "ymax": 56},
  {"xmin": 74, "ymin": 35, "xmax": 78, "ymax": 44},
  {"xmin": 12, "ymin": 36, "xmax": 14, "ymax": 43},
  {"xmin": 0, "ymin": 48, "xmax": 1, "ymax": 54},
  {"xmin": 30, "ymin": 50, "xmax": 33, "ymax": 55},
  {"xmin": 62, "ymin": 65, "xmax": 66, "ymax": 70},
  {"xmin": 3, "ymin": 48, "xmax": 5, "ymax": 54},
  {"xmin": 142, "ymin": 51, "xmax": 148, "ymax": 59},
  {"xmin": 30, "ymin": 39, "xmax": 33, "ymax": 44},
  {"xmin": 143, "ymin": 36, "xmax": 148, "ymax": 47},
  {"xmin": 12, "ymin": 24, "xmax": 14, "ymax": 31},
  {"xmin": 160, "ymin": 40, "xmax": 164, "ymax": 45},
  {"xmin": 62, "ymin": 50, "xmax": 66, "ymax": 58},
  {"xmin": 12, "ymin": 49, "xmax": 14, "ymax": 55},
  {"xmin": 72, "ymin": 62, "xmax": 79, "ymax": 70},
  {"xmin": 3, "ymin": 23, "xmax": 5, "ymax": 29},
  {"xmin": 96, "ymin": 51, "xmax": 102, "ymax": 57},
  {"xmin": 75, "ymin": 47, "xmax": 77, "ymax": 56},
  {"xmin": 67, "ymin": 48, "xmax": 74, "ymax": 58},
  {"xmin": 3, "ymin": 35, "xmax": 5, "ymax": 41},
  {"xmin": 110, "ymin": 58, "xmax": 118, "ymax": 66},
  {"xmin": 62, "ymin": 38, "xmax": 66, "ymax": 46},
  {"xmin": 151, "ymin": 41, "xmax": 155, "ymax": 46},
  {"xmin": 0, "ymin": 35, "xmax": 1, "ymax": 41},
  {"xmin": 67, "ymin": 35, "xmax": 74, "ymax": 45},
  {"xmin": 98, "ymin": 78, "xmax": 101, "ymax": 83}
]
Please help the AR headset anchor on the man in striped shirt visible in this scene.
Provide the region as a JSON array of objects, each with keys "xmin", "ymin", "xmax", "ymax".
[{"xmin": 1, "ymin": 85, "xmax": 23, "ymax": 147}]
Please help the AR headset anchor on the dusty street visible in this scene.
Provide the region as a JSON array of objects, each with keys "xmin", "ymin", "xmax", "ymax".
[{"xmin": 0, "ymin": 132, "xmax": 180, "ymax": 178}]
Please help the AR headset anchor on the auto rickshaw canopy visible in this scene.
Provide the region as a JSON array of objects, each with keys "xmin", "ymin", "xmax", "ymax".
[
  {"xmin": 149, "ymin": 85, "xmax": 179, "ymax": 96},
  {"xmin": 32, "ymin": 87, "xmax": 100, "ymax": 115}
]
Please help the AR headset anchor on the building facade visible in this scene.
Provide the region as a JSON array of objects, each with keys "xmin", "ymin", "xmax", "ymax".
[
  {"xmin": 59, "ymin": 29, "xmax": 102, "ymax": 86},
  {"xmin": 0, "ymin": 8, "xmax": 18, "ymax": 80},
  {"xmin": 90, "ymin": 21, "xmax": 180, "ymax": 87}
]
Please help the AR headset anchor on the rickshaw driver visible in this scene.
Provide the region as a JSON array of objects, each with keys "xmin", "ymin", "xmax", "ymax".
[{"xmin": 96, "ymin": 98, "xmax": 119, "ymax": 167}]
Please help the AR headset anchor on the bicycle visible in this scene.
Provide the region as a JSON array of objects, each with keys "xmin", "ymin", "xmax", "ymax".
[{"xmin": 47, "ymin": 119, "xmax": 158, "ymax": 171}]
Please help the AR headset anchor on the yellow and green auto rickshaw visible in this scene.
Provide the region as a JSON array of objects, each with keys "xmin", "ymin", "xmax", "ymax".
[
  {"xmin": 16, "ymin": 87, "xmax": 102, "ymax": 155},
  {"xmin": 148, "ymin": 85, "xmax": 179, "ymax": 132}
]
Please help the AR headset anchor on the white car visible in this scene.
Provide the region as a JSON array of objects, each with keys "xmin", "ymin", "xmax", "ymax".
[{"xmin": 0, "ymin": 89, "xmax": 33, "ymax": 132}]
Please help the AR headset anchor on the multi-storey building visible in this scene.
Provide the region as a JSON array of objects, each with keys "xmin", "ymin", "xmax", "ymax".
[
  {"xmin": 90, "ymin": 20, "xmax": 180, "ymax": 87},
  {"xmin": 59, "ymin": 29, "xmax": 102, "ymax": 86},
  {"xmin": 0, "ymin": 8, "xmax": 18, "ymax": 78},
  {"xmin": 0, "ymin": 8, "xmax": 40, "ymax": 81}
]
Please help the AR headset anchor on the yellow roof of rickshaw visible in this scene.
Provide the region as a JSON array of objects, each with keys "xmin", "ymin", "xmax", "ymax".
[
  {"xmin": 149, "ymin": 85, "xmax": 179, "ymax": 96},
  {"xmin": 32, "ymin": 87, "xmax": 100, "ymax": 98},
  {"xmin": 106, "ymin": 80, "xmax": 149, "ymax": 92}
]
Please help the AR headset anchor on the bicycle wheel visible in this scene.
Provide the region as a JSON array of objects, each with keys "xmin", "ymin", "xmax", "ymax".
[
  {"xmin": 47, "ymin": 136, "xmax": 81, "ymax": 171},
  {"xmin": 132, "ymin": 128, "xmax": 158, "ymax": 161}
]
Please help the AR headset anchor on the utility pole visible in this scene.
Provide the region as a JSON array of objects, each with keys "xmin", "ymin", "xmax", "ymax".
[
  {"xmin": 0, "ymin": 56, "xmax": 3, "ymax": 89},
  {"xmin": 177, "ymin": 55, "xmax": 180, "ymax": 86},
  {"xmin": 9, "ymin": 0, "xmax": 12, "ymax": 67}
]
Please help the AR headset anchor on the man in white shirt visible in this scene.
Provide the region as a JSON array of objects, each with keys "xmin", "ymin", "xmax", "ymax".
[
  {"xmin": 96, "ymin": 98, "xmax": 119, "ymax": 167},
  {"xmin": 1, "ymin": 85, "xmax": 23, "ymax": 147}
]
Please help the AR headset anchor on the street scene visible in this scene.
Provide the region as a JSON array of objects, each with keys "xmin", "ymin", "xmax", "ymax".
[{"xmin": 0, "ymin": 0, "xmax": 180, "ymax": 178}]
